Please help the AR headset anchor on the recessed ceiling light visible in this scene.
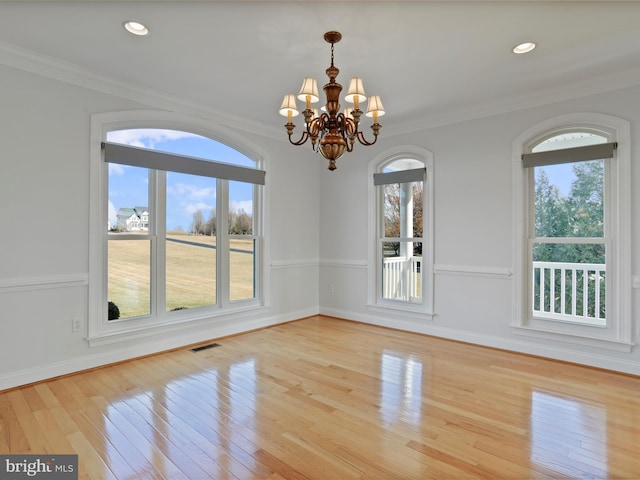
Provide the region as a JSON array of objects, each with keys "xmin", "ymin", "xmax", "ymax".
[
  {"xmin": 124, "ymin": 21, "xmax": 149, "ymax": 36},
  {"xmin": 513, "ymin": 42, "xmax": 536, "ymax": 54}
]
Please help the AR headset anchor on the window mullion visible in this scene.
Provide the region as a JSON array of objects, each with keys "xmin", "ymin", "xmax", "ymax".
[
  {"xmin": 604, "ymin": 158, "xmax": 612, "ymax": 239},
  {"xmin": 155, "ymin": 170, "xmax": 167, "ymax": 315},
  {"xmin": 147, "ymin": 169, "xmax": 158, "ymax": 317},
  {"xmin": 217, "ymin": 178, "xmax": 229, "ymax": 307},
  {"xmin": 527, "ymin": 168, "xmax": 536, "ymax": 239},
  {"xmin": 253, "ymin": 183, "xmax": 262, "ymax": 301}
]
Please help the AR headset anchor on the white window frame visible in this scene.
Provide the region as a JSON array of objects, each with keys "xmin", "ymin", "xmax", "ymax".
[
  {"xmin": 368, "ymin": 146, "xmax": 435, "ymax": 318},
  {"xmin": 512, "ymin": 113, "xmax": 632, "ymax": 351},
  {"xmin": 88, "ymin": 111, "xmax": 267, "ymax": 347}
]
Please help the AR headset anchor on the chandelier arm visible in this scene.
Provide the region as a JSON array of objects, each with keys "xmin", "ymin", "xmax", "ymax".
[
  {"xmin": 355, "ymin": 123, "xmax": 382, "ymax": 146},
  {"xmin": 336, "ymin": 115, "xmax": 353, "ymax": 153},
  {"xmin": 308, "ymin": 115, "xmax": 327, "ymax": 136},
  {"xmin": 286, "ymin": 126, "xmax": 311, "ymax": 146},
  {"xmin": 345, "ymin": 136, "xmax": 355, "ymax": 152},
  {"xmin": 307, "ymin": 117, "xmax": 325, "ymax": 149},
  {"xmin": 355, "ymin": 131, "xmax": 378, "ymax": 146},
  {"xmin": 343, "ymin": 116, "xmax": 358, "ymax": 136}
]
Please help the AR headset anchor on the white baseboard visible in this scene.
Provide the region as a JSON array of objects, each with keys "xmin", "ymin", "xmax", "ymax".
[
  {"xmin": 0, "ymin": 307, "xmax": 318, "ymax": 391},
  {"xmin": 4, "ymin": 304, "xmax": 635, "ymax": 391},
  {"xmin": 320, "ymin": 307, "xmax": 640, "ymax": 376}
]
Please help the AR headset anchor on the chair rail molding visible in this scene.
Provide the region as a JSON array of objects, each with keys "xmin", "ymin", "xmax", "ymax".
[{"xmin": 0, "ymin": 273, "xmax": 88, "ymax": 293}]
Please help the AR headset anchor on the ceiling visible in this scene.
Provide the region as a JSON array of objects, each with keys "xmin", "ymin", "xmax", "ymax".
[{"xmin": 1, "ymin": 1, "xmax": 640, "ymax": 139}]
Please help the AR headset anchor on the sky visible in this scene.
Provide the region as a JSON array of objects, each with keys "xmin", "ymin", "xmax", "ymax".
[
  {"xmin": 107, "ymin": 129, "xmax": 255, "ymax": 231},
  {"xmin": 539, "ymin": 163, "xmax": 574, "ymax": 196},
  {"xmin": 533, "ymin": 132, "xmax": 605, "ymax": 197}
]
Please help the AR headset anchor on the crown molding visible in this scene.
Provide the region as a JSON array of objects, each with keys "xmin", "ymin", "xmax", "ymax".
[
  {"xmin": 385, "ymin": 65, "xmax": 640, "ymax": 136},
  {"xmin": 3, "ymin": 39, "xmax": 640, "ymax": 142},
  {"xmin": 0, "ymin": 40, "xmax": 280, "ymax": 139}
]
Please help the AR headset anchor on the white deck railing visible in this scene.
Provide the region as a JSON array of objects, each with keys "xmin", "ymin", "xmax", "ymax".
[
  {"xmin": 382, "ymin": 258, "xmax": 605, "ymax": 324},
  {"xmin": 532, "ymin": 261, "xmax": 606, "ymax": 325},
  {"xmin": 382, "ymin": 256, "xmax": 421, "ymax": 302}
]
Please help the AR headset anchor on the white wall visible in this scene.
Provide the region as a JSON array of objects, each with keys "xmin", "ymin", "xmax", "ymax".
[
  {"xmin": 1, "ymin": 62, "xmax": 639, "ymax": 391},
  {"xmin": 0, "ymin": 64, "xmax": 320, "ymax": 390},
  {"xmin": 319, "ymin": 84, "xmax": 640, "ymax": 375}
]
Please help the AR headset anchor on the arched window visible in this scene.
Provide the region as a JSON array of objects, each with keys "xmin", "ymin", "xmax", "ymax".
[
  {"xmin": 89, "ymin": 113, "xmax": 265, "ymax": 345},
  {"xmin": 369, "ymin": 147, "xmax": 434, "ymax": 317},
  {"xmin": 512, "ymin": 114, "xmax": 631, "ymax": 350}
]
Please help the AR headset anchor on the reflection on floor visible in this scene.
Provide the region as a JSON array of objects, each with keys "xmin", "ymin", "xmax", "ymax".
[{"xmin": 2, "ymin": 316, "xmax": 639, "ymax": 479}]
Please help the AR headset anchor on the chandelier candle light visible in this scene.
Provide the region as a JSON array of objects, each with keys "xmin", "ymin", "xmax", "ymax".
[{"xmin": 279, "ymin": 31, "xmax": 385, "ymax": 171}]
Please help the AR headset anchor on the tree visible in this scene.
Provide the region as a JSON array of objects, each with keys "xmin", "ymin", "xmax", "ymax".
[
  {"xmin": 191, "ymin": 210, "xmax": 205, "ymax": 235},
  {"xmin": 235, "ymin": 209, "xmax": 252, "ymax": 235},
  {"xmin": 412, "ymin": 183, "xmax": 423, "ymax": 254},
  {"xmin": 228, "ymin": 209, "xmax": 237, "ymax": 234},
  {"xmin": 568, "ymin": 160, "xmax": 604, "ymax": 237},
  {"xmin": 383, "ymin": 182, "xmax": 423, "ymax": 256},
  {"xmin": 533, "ymin": 169, "xmax": 570, "ymax": 262},
  {"xmin": 206, "ymin": 208, "xmax": 217, "ymax": 237},
  {"xmin": 566, "ymin": 160, "xmax": 605, "ymax": 264},
  {"xmin": 411, "ymin": 183, "xmax": 424, "ymax": 235},
  {"xmin": 384, "ymin": 184, "xmax": 401, "ymax": 238},
  {"xmin": 535, "ymin": 170, "xmax": 568, "ymax": 238}
]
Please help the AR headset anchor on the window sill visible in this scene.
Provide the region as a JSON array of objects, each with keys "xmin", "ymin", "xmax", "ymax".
[
  {"xmin": 367, "ymin": 302, "xmax": 435, "ymax": 322},
  {"xmin": 88, "ymin": 303, "xmax": 268, "ymax": 348}
]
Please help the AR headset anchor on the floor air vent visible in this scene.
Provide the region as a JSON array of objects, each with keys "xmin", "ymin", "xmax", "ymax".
[{"xmin": 190, "ymin": 343, "xmax": 221, "ymax": 352}]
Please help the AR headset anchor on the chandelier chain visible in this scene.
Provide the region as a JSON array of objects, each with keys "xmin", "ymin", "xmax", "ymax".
[{"xmin": 330, "ymin": 41, "xmax": 335, "ymax": 68}]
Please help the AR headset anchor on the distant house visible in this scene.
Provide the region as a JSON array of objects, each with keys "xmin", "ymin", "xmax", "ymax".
[{"xmin": 116, "ymin": 206, "xmax": 149, "ymax": 231}]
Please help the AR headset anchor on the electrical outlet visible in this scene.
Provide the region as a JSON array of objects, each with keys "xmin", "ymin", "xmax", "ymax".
[
  {"xmin": 72, "ymin": 318, "xmax": 82, "ymax": 333},
  {"xmin": 328, "ymin": 283, "xmax": 335, "ymax": 294}
]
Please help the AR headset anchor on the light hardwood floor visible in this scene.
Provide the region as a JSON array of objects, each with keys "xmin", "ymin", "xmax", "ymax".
[{"xmin": 1, "ymin": 316, "xmax": 639, "ymax": 479}]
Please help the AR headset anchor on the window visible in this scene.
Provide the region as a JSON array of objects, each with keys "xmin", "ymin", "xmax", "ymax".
[
  {"xmin": 529, "ymin": 133, "xmax": 610, "ymax": 327},
  {"xmin": 512, "ymin": 114, "xmax": 631, "ymax": 350},
  {"xmin": 89, "ymin": 113, "xmax": 265, "ymax": 345},
  {"xmin": 369, "ymin": 148, "xmax": 434, "ymax": 317}
]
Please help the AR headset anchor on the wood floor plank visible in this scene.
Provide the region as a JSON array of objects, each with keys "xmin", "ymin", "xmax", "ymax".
[
  {"xmin": 50, "ymin": 377, "xmax": 155, "ymax": 480},
  {"xmin": 0, "ymin": 391, "xmax": 28, "ymax": 453},
  {"xmin": 2, "ymin": 315, "xmax": 640, "ymax": 479},
  {"xmin": 7, "ymin": 389, "xmax": 57, "ymax": 453},
  {"xmin": 66, "ymin": 430, "xmax": 117, "ymax": 480},
  {"xmin": 137, "ymin": 386, "xmax": 252, "ymax": 479},
  {"xmin": 135, "ymin": 392, "xmax": 244, "ymax": 480}
]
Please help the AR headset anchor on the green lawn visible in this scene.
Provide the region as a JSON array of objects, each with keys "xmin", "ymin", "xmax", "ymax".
[{"xmin": 108, "ymin": 233, "xmax": 255, "ymax": 319}]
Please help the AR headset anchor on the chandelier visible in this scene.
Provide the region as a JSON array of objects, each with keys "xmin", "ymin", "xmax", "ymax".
[{"xmin": 279, "ymin": 31, "xmax": 385, "ymax": 171}]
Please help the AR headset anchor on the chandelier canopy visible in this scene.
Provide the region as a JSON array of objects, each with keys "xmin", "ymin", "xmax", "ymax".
[{"xmin": 279, "ymin": 31, "xmax": 385, "ymax": 171}]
